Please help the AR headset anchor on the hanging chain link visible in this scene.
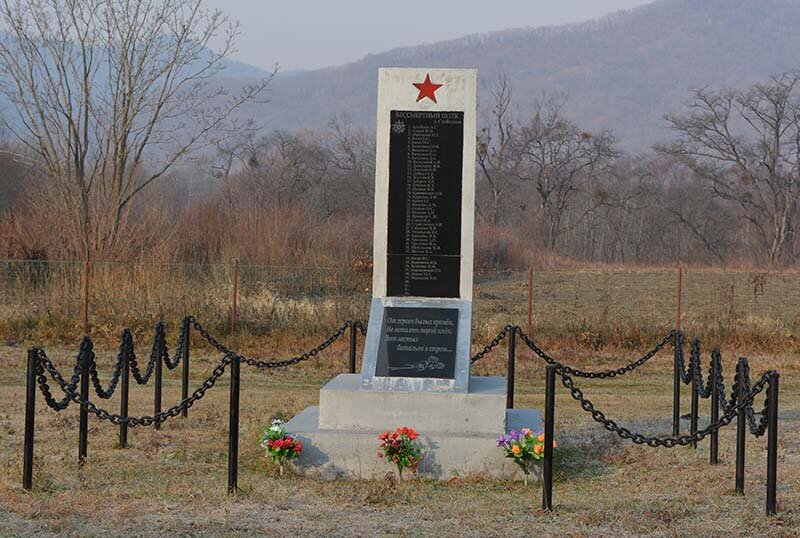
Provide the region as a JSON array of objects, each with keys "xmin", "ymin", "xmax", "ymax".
[
  {"xmin": 517, "ymin": 327, "xmax": 676, "ymax": 378},
  {"xmin": 192, "ymin": 317, "xmax": 350, "ymax": 369},
  {"xmin": 87, "ymin": 322, "xmax": 185, "ymax": 397},
  {"xmin": 673, "ymin": 331, "xmax": 692, "ymax": 384},
  {"xmin": 556, "ymin": 366, "xmax": 774, "ymax": 446},
  {"xmin": 470, "ymin": 325, "xmax": 513, "ymax": 363},
  {"xmin": 162, "ymin": 318, "xmax": 187, "ymax": 370},
  {"xmin": 682, "ymin": 337, "xmax": 714, "ymax": 397},
  {"xmin": 711, "ymin": 349, "xmax": 732, "ymax": 413},
  {"xmin": 35, "ymin": 348, "xmax": 83, "ymax": 411},
  {"xmin": 355, "ymin": 320, "xmax": 368, "ymax": 337},
  {"xmin": 35, "ymin": 346, "xmax": 232, "ymax": 425},
  {"xmin": 128, "ymin": 330, "xmax": 160, "ymax": 384},
  {"xmin": 88, "ymin": 333, "xmax": 128, "ymax": 399},
  {"xmin": 738, "ymin": 359, "xmax": 770, "ymax": 437},
  {"xmin": 77, "ymin": 354, "xmax": 231, "ymax": 426}
]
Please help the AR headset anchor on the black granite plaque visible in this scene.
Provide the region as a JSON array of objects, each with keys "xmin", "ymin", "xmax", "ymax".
[
  {"xmin": 386, "ymin": 110, "xmax": 463, "ymax": 298},
  {"xmin": 376, "ymin": 307, "xmax": 459, "ymax": 379}
]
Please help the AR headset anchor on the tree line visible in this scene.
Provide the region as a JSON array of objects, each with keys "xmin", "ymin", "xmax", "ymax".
[{"xmin": 0, "ymin": 1, "xmax": 799, "ymax": 269}]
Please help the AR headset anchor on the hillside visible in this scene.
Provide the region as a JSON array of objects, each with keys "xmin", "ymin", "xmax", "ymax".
[{"xmin": 255, "ymin": 0, "xmax": 800, "ymax": 151}]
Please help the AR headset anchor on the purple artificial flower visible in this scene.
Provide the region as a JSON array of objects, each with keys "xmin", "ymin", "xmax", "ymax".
[
  {"xmin": 509, "ymin": 429, "xmax": 522, "ymax": 441},
  {"xmin": 497, "ymin": 435, "xmax": 507, "ymax": 447}
]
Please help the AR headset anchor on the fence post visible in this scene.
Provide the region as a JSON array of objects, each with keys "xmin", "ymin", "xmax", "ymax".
[
  {"xmin": 154, "ymin": 331, "xmax": 163, "ymax": 431},
  {"xmin": 710, "ymin": 352, "xmax": 719, "ymax": 465},
  {"xmin": 672, "ymin": 333, "xmax": 681, "ymax": 437},
  {"xmin": 78, "ymin": 340, "xmax": 91, "ymax": 466},
  {"xmin": 23, "ymin": 349, "xmax": 37, "ymax": 490},
  {"xmin": 228, "ymin": 353, "xmax": 241, "ymax": 495},
  {"xmin": 675, "ymin": 265, "xmax": 682, "ymax": 330},
  {"xmin": 542, "ymin": 365, "xmax": 556, "ymax": 511},
  {"xmin": 766, "ymin": 372, "xmax": 779, "ymax": 515},
  {"xmin": 231, "ymin": 258, "xmax": 239, "ymax": 333},
  {"xmin": 507, "ymin": 327, "xmax": 516, "ymax": 410},
  {"xmin": 181, "ymin": 316, "xmax": 190, "ymax": 418},
  {"xmin": 672, "ymin": 265, "xmax": 682, "ymax": 438},
  {"xmin": 527, "ymin": 268, "xmax": 533, "ymax": 336},
  {"xmin": 119, "ymin": 336, "xmax": 130, "ymax": 448},
  {"xmin": 349, "ymin": 322, "xmax": 357, "ymax": 374},
  {"xmin": 690, "ymin": 351, "xmax": 698, "ymax": 449},
  {"xmin": 82, "ymin": 255, "xmax": 90, "ymax": 334},
  {"xmin": 735, "ymin": 358, "xmax": 746, "ymax": 495}
]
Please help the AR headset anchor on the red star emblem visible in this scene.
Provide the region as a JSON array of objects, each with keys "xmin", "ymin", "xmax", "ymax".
[{"xmin": 413, "ymin": 74, "xmax": 443, "ymax": 103}]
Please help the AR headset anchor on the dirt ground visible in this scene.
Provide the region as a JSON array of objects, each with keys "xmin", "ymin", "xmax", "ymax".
[{"xmin": 0, "ymin": 339, "xmax": 797, "ymax": 537}]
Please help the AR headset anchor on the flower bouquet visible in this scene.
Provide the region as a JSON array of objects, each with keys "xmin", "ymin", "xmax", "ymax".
[
  {"xmin": 377, "ymin": 426, "xmax": 423, "ymax": 479},
  {"xmin": 260, "ymin": 419, "xmax": 302, "ymax": 476},
  {"xmin": 497, "ymin": 428, "xmax": 555, "ymax": 485}
]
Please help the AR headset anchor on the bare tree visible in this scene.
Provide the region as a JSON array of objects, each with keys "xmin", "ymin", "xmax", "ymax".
[
  {"xmin": 659, "ymin": 73, "xmax": 800, "ymax": 266},
  {"xmin": 476, "ymin": 69, "xmax": 518, "ymax": 225},
  {"xmin": 0, "ymin": 0, "xmax": 273, "ymax": 259},
  {"xmin": 325, "ymin": 114, "xmax": 375, "ymax": 216},
  {"xmin": 512, "ymin": 94, "xmax": 618, "ymax": 249}
]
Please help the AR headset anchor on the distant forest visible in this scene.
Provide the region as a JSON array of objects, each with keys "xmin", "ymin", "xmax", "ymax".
[
  {"xmin": 3, "ymin": 68, "xmax": 800, "ymax": 269},
  {"xmin": 1, "ymin": 0, "xmax": 799, "ymax": 270}
]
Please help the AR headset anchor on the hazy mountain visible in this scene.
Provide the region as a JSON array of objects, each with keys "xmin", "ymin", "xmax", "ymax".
[
  {"xmin": 253, "ymin": 0, "xmax": 800, "ymax": 151},
  {"xmin": 2, "ymin": 0, "xmax": 799, "ymax": 152}
]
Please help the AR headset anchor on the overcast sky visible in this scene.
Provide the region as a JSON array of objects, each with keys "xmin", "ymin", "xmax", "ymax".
[{"xmin": 204, "ymin": 0, "xmax": 655, "ymax": 71}]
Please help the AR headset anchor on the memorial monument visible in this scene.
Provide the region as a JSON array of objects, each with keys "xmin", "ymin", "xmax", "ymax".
[{"xmin": 286, "ymin": 68, "xmax": 540, "ymax": 479}]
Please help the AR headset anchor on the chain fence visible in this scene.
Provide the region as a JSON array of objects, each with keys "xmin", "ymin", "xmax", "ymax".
[{"xmin": 21, "ymin": 315, "xmax": 782, "ymax": 514}]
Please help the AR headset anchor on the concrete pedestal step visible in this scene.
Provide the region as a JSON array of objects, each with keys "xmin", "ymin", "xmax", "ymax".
[{"xmin": 286, "ymin": 404, "xmax": 542, "ymax": 480}]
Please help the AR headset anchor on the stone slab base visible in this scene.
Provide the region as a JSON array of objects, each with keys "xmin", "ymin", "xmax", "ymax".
[
  {"xmin": 286, "ymin": 406, "xmax": 542, "ymax": 480},
  {"xmin": 319, "ymin": 374, "xmax": 507, "ymax": 434}
]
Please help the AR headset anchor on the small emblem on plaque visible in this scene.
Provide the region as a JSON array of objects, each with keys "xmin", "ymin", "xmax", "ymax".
[
  {"xmin": 391, "ymin": 119, "xmax": 405, "ymax": 134},
  {"xmin": 388, "ymin": 355, "xmax": 446, "ymax": 374},
  {"xmin": 413, "ymin": 73, "xmax": 443, "ymax": 103}
]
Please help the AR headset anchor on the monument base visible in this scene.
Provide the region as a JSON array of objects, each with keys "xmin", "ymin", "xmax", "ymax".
[{"xmin": 285, "ymin": 374, "xmax": 542, "ymax": 480}]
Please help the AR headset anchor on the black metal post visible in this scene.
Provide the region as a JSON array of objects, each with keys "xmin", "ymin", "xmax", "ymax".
[
  {"xmin": 507, "ymin": 327, "xmax": 516, "ymax": 410},
  {"xmin": 119, "ymin": 344, "xmax": 130, "ymax": 448},
  {"xmin": 735, "ymin": 358, "xmax": 746, "ymax": 495},
  {"xmin": 542, "ymin": 365, "xmax": 555, "ymax": 512},
  {"xmin": 154, "ymin": 334, "xmax": 163, "ymax": 431},
  {"xmin": 673, "ymin": 333, "xmax": 681, "ymax": 437},
  {"xmin": 690, "ymin": 360, "xmax": 699, "ymax": 449},
  {"xmin": 349, "ymin": 321, "xmax": 357, "ymax": 374},
  {"xmin": 78, "ymin": 342, "xmax": 91, "ymax": 466},
  {"xmin": 228, "ymin": 353, "xmax": 241, "ymax": 495},
  {"xmin": 710, "ymin": 353, "xmax": 719, "ymax": 465},
  {"xmin": 766, "ymin": 372, "xmax": 779, "ymax": 515},
  {"xmin": 23, "ymin": 349, "xmax": 37, "ymax": 490},
  {"xmin": 181, "ymin": 317, "xmax": 190, "ymax": 418}
]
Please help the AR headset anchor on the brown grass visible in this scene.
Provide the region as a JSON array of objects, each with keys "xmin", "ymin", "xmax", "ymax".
[
  {"xmin": 0, "ymin": 339, "xmax": 797, "ymax": 536},
  {"xmin": 3, "ymin": 262, "xmax": 800, "ymax": 354}
]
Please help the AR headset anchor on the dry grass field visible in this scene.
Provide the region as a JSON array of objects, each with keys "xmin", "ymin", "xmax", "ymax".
[
  {"xmin": 0, "ymin": 335, "xmax": 797, "ymax": 537},
  {"xmin": 3, "ymin": 261, "xmax": 800, "ymax": 353}
]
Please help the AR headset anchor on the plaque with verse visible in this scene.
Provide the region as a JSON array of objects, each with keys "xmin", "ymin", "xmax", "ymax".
[
  {"xmin": 376, "ymin": 307, "xmax": 459, "ymax": 379},
  {"xmin": 386, "ymin": 110, "xmax": 464, "ymax": 298}
]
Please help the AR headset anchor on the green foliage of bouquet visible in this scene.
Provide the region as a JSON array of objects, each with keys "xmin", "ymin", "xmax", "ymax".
[
  {"xmin": 497, "ymin": 428, "xmax": 555, "ymax": 485},
  {"xmin": 377, "ymin": 426, "xmax": 423, "ymax": 479},
  {"xmin": 260, "ymin": 419, "xmax": 302, "ymax": 476}
]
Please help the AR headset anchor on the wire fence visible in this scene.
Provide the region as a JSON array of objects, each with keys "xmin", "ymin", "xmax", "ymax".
[{"xmin": 2, "ymin": 259, "xmax": 799, "ymax": 345}]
